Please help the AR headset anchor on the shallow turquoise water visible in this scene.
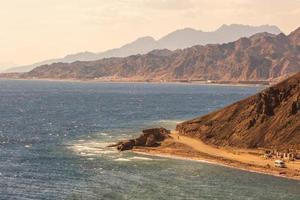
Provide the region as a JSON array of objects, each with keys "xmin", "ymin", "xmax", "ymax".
[{"xmin": 0, "ymin": 80, "xmax": 299, "ymax": 200}]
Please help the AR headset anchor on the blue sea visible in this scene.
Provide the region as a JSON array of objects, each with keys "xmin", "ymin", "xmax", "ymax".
[{"xmin": 1, "ymin": 80, "xmax": 300, "ymax": 200}]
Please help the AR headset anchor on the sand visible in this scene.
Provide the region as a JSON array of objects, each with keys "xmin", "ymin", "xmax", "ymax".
[{"xmin": 133, "ymin": 132, "xmax": 300, "ymax": 181}]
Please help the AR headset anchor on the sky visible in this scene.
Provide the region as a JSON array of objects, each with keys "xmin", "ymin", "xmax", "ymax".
[{"xmin": 0, "ymin": 0, "xmax": 300, "ymax": 69}]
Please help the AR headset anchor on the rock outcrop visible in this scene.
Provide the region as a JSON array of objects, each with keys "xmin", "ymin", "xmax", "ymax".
[
  {"xmin": 176, "ymin": 72, "xmax": 300, "ymax": 149},
  {"xmin": 109, "ymin": 128, "xmax": 171, "ymax": 151},
  {"xmin": 19, "ymin": 26, "xmax": 300, "ymax": 83}
]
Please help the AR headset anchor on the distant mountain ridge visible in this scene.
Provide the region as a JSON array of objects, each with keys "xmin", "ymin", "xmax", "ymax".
[
  {"xmin": 5, "ymin": 24, "xmax": 281, "ymax": 72},
  {"xmin": 20, "ymin": 26, "xmax": 300, "ymax": 83}
]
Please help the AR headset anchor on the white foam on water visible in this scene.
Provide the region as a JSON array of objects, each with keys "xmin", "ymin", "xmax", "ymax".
[
  {"xmin": 114, "ymin": 156, "xmax": 156, "ymax": 162},
  {"xmin": 100, "ymin": 150, "xmax": 117, "ymax": 154},
  {"xmin": 97, "ymin": 132, "xmax": 109, "ymax": 136},
  {"xmin": 130, "ymin": 156, "xmax": 154, "ymax": 161},
  {"xmin": 114, "ymin": 158, "xmax": 131, "ymax": 162},
  {"xmin": 79, "ymin": 152, "xmax": 97, "ymax": 156},
  {"xmin": 67, "ymin": 140, "xmax": 118, "ymax": 157}
]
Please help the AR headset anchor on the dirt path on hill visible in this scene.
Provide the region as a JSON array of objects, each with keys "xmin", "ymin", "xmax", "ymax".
[{"xmin": 170, "ymin": 132, "xmax": 300, "ymax": 170}]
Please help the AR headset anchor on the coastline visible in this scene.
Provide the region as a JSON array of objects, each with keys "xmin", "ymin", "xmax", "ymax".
[
  {"xmin": 131, "ymin": 132, "xmax": 300, "ymax": 181},
  {"xmin": 132, "ymin": 150, "xmax": 300, "ymax": 181},
  {"xmin": 0, "ymin": 77, "xmax": 267, "ymax": 87}
]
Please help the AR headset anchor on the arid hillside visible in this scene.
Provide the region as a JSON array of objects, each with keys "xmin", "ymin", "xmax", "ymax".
[
  {"xmin": 20, "ymin": 27, "xmax": 300, "ymax": 83},
  {"xmin": 176, "ymin": 72, "xmax": 300, "ymax": 149}
]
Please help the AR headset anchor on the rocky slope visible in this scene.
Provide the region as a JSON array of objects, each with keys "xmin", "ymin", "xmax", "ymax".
[
  {"xmin": 176, "ymin": 72, "xmax": 300, "ymax": 149},
  {"xmin": 19, "ymin": 26, "xmax": 300, "ymax": 82},
  {"xmin": 6, "ymin": 24, "xmax": 281, "ymax": 73}
]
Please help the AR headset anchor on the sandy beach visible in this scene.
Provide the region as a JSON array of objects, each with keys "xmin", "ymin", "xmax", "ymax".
[{"xmin": 133, "ymin": 132, "xmax": 300, "ymax": 181}]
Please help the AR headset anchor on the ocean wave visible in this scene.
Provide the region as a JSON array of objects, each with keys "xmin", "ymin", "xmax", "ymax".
[
  {"xmin": 114, "ymin": 158, "xmax": 131, "ymax": 162},
  {"xmin": 130, "ymin": 156, "xmax": 154, "ymax": 161},
  {"xmin": 67, "ymin": 140, "xmax": 118, "ymax": 157},
  {"xmin": 114, "ymin": 156, "xmax": 156, "ymax": 162},
  {"xmin": 97, "ymin": 132, "xmax": 109, "ymax": 136},
  {"xmin": 24, "ymin": 144, "xmax": 32, "ymax": 148}
]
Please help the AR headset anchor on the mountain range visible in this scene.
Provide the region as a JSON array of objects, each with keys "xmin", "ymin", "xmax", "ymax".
[
  {"xmin": 20, "ymin": 26, "xmax": 300, "ymax": 83},
  {"xmin": 5, "ymin": 24, "xmax": 281, "ymax": 73},
  {"xmin": 176, "ymin": 71, "xmax": 300, "ymax": 149}
]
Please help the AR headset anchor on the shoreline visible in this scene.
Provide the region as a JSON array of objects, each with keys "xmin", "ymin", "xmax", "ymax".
[
  {"xmin": 132, "ymin": 149, "xmax": 300, "ymax": 181},
  {"xmin": 130, "ymin": 132, "xmax": 300, "ymax": 181},
  {"xmin": 0, "ymin": 77, "xmax": 267, "ymax": 87}
]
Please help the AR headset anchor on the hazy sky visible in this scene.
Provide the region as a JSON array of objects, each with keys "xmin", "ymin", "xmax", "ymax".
[{"xmin": 1, "ymin": 0, "xmax": 300, "ymax": 69}]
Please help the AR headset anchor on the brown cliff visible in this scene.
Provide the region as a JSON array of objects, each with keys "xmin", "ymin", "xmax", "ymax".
[{"xmin": 176, "ymin": 72, "xmax": 300, "ymax": 149}]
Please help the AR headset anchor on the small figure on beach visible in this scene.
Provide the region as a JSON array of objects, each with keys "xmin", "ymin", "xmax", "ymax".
[{"xmin": 177, "ymin": 135, "xmax": 179, "ymax": 140}]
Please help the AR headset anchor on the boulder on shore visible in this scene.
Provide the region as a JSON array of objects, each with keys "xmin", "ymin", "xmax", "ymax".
[{"xmin": 108, "ymin": 128, "xmax": 171, "ymax": 151}]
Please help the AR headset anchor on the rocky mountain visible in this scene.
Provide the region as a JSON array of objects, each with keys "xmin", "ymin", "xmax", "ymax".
[
  {"xmin": 176, "ymin": 72, "xmax": 300, "ymax": 149},
  {"xmin": 20, "ymin": 26, "xmax": 300, "ymax": 82},
  {"xmin": 5, "ymin": 24, "xmax": 281, "ymax": 73},
  {"xmin": 158, "ymin": 24, "xmax": 281, "ymax": 50}
]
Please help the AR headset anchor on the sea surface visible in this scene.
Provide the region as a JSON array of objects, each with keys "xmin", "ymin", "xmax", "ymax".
[{"xmin": 1, "ymin": 80, "xmax": 300, "ymax": 200}]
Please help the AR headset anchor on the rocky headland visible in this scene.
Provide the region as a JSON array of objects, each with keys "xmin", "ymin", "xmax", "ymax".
[{"xmin": 112, "ymin": 72, "xmax": 300, "ymax": 180}]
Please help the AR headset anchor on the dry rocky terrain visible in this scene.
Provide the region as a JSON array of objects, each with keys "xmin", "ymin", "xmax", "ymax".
[
  {"xmin": 18, "ymin": 27, "xmax": 300, "ymax": 83},
  {"xmin": 177, "ymin": 72, "xmax": 300, "ymax": 149}
]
